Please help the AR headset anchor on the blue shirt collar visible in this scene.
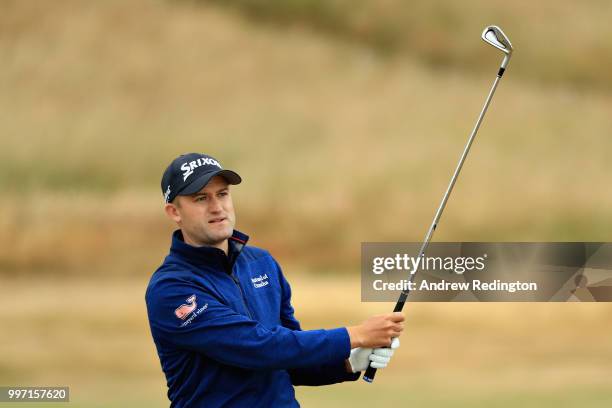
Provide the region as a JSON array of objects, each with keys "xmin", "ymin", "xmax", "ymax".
[{"xmin": 170, "ymin": 229, "xmax": 250, "ymax": 272}]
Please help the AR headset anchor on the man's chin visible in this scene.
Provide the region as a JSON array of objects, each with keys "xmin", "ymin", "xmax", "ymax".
[{"xmin": 206, "ymin": 230, "xmax": 233, "ymax": 245}]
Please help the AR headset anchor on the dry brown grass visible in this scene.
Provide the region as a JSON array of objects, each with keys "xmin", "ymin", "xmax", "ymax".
[
  {"xmin": 1, "ymin": 1, "xmax": 612, "ymax": 276},
  {"xmin": 1, "ymin": 276, "xmax": 611, "ymax": 406},
  {"xmin": 211, "ymin": 0, "xmax": 612, "ymax": 90},
  {"xmin": 1, "ymin": 2, "xmax": 612, "ymax": 405}
]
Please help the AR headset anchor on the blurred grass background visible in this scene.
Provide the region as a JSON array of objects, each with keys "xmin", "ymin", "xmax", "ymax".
[{"xmin": 1, "ymin": 0, "xmax": 612, "ymax": 406}]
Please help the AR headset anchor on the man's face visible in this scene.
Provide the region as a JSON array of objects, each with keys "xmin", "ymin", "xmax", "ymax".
[{"xmin": 165, "ymin": 176, "xmax": 236, "ymax": 248}]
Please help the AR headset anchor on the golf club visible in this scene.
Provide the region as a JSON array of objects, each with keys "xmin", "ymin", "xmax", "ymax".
[{"xmin": 363, "ymin": 25, "xmax": 513, "ymax": 383}]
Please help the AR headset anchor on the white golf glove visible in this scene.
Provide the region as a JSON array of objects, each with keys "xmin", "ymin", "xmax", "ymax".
[{"xmin": 347, "ymin": 338, "xmax": 400, "ymax": 373}]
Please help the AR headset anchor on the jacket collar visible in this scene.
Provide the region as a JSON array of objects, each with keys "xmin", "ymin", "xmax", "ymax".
[{"xmin": 170, "ymin": 229, "xmax": 250, "ymax": 273}]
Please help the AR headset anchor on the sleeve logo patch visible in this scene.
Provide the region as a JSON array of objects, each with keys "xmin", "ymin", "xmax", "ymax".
[{"xmin": 175, "ymin": 295, "xmax": 197, "ymax": 320}]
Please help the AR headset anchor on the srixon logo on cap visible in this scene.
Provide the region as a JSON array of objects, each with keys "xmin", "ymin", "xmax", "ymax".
[{"xmin": 181, "ymin": 157, "xmax": 221, "ymax": 181}]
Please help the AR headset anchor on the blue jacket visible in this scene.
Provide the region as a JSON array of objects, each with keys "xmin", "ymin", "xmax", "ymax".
[{"xmin": 145, "ymin": 230, "xmax": 360, "ymax": 407}]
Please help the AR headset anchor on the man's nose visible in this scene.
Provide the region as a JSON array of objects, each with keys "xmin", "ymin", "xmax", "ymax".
[{"xmin": 208, "ymin": 196, "xmax": 222, "ymax": 212}]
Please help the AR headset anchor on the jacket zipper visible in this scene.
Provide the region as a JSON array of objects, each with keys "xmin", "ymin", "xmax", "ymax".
[{"xmin": 231, "ymin": 273, "xmax": 253, "ymax": 319}]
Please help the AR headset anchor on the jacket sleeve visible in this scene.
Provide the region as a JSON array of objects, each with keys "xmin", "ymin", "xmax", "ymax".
[
  {"xmin": 274, "ymin": 261, "xmax": 361, "ymax": 385},
  {"xmin": 146, "ymin": 276, "xmax": 352, "ymax": 372}
]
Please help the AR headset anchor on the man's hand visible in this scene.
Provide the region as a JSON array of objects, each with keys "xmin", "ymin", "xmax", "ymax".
[
  {"xmin": 346, "ymin": 338, "xmax": 400, "ymax": 373},
  {"xmin": 347, "ymin": 312, "xmax": 404, "ymax": 348}
]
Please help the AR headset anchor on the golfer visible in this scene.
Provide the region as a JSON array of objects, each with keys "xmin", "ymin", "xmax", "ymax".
[{"xmin": 145, "ymin": 153, "xmax": 404, "ymax": 407}]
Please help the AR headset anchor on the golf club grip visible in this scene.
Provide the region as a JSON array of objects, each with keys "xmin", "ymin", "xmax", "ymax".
[
  {"xmin": 363, "ymin": 365, "xmax": 377, "ymax": 382},
  {"xmin": 363, "ymin": 296, "xmax": 407, "ymax": 383}
]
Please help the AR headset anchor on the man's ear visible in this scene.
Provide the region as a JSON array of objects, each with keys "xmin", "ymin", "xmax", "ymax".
[{"xmin": 164, "ymin": 202, "xmax": 181, "ymax": 224}]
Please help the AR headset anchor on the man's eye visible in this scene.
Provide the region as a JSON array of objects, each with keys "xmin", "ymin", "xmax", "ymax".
[
  {"xmin": 195, "ymin": 196, "xmax": 206, "ymax": 202},
  {"xmin": 218, "ymin": 192, "xmax": 228, "ymax": 197}
]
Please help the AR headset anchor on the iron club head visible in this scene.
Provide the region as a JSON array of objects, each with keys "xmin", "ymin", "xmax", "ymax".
[{"xmin": 482, "ymin": 25, "xmax": 513, "ymax": 70}]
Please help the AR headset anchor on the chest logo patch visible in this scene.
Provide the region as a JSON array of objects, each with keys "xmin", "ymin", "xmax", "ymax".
[{"xmin": 251, "ymin": 274, "xmax": 269, "ymax": 289}]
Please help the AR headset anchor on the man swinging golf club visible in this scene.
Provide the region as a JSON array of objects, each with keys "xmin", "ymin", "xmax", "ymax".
[{"xmin": 145, "ymin": 153, "xmax": 404, "ymax": 407}]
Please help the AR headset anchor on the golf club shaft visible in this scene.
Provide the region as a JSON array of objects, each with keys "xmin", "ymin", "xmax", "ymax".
[{"xmin": 363, "ymin": 69, "xmax": 505, "ymax": 383}]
